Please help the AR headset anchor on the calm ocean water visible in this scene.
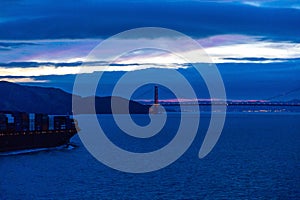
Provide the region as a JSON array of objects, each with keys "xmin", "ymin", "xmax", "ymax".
[{"xmin": 0, "ymin": 112, "xmax": 299, "ymax": 199}]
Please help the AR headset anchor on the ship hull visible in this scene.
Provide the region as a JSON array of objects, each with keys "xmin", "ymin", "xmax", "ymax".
[{"xmin": 0, "ymin": 130, "xmax": 77, "ymax": 152}]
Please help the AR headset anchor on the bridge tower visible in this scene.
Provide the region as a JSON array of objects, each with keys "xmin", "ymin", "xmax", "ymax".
[
  {"xmin": 149, "ymin": 85, "xmax": 160, "ymax": 114},
  {"xmin": 154, "ymin": 85, "xmax": 159, "ymax": 105}
]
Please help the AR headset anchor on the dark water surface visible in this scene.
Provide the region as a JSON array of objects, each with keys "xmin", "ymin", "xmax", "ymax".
[{"xmin": 1, "ymin": 113, "xmax": 299, "ymax": 199}]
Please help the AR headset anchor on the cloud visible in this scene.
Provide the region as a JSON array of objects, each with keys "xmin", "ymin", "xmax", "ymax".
[
  {"xmin": 0, "ymin": 34, "xmax": 300, "ymax": 77},
  {"xmin": 242, "ymin": 1, "xmax": 261, "ymax": 7},
  {"xmin": 0, "ymin": 77, "xmax": 48, "ymax": 83},
  {"xmin": 203, "ymin": 38, "xmax": 300, "ymax": 63},
  {"xmin": 0, "ymin": 0, "xmax": 299, "ymax": 42},
  {"xmin": 0, "ymin": 39, "xmax": 98, "ymax": 63},
  {"xmin": 1, "ymin": 0, "xmax": 298, "ymax": 101},
  {"xmin": 240, "ymin": 0, "xmax": 300, "ymax": 9},
  {"xmin": 0, "ymin": 41, "xmax": 38, "ymax": 51},
  {"xmin": 222, "ymin": 57, "xmax": 300, "ymax": 63},
  {"xmin": 0, "ymin": 66, "xmax": 79, "ymax": 76},
  {"xmin": 0, "ymin": 63, "xmax": 188, "ymax": 77}
]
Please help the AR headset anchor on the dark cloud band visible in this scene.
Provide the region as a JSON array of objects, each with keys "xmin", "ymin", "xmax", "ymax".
[{"xmin": 0, "ymin": 1, "xmax": 299, "ymax": 42}]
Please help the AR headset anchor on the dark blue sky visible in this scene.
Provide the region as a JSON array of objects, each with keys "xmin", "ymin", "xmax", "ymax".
[
  {"xmin": 0, "ymin": 0, "xmax": 299, "ymax": 41},
  {"xmin": 0, "ymin": 0, "xmax": 299, "ymax": 100}
]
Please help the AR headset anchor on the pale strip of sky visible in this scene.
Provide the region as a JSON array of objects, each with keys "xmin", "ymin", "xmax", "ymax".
[{"xmin": 0, "ymin": 34, "xmax": 299, "ymax": 82}]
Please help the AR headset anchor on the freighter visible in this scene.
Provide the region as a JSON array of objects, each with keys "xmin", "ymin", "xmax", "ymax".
[{"xmin": 0, "ymin": 112, "xmax": 78, "ymax": 152}]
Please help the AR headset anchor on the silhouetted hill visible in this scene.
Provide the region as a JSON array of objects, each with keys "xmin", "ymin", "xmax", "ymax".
[{"xmin": 0, "ymin": 81, "xmax": 149, "ymax": 114}]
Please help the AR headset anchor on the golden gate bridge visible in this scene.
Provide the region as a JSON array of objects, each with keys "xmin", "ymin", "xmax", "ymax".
[{"xmin": 139, "ymin": 86, "xmax": 300, "ymax": 107}]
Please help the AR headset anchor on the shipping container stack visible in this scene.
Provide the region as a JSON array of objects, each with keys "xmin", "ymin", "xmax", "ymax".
[
  {"xmin": 54, "ymin": 116, "xmax": 69, "ymax": 130},
  {"xmin": 70, "ymin": 118, "xmax": 77, "ymax": 130},
  {"xmin": 13, "ymin": 112, "xmax": 29, "ymax": 132},
  {"xmin": 49, "ymin": 115, "xmax": 54, "ymax": 130},
  {"xmin": 0, "ymin": 113, "xmax": 8, "ymax": 132},
  {"xmin": 29, "ymin": 113, "xmax": 35, "ymax": 131},
  {"xmin": 35, "ymin": 113, "xmax": 49, "ymax": 131},
  {"xmin": 0, "ymin": 112, "xmax": 76, "ymax": 134},
  {"xmin": 6, "ymin": 114, "xmax": 15, "ymax": 132},
  {"xmin": 67, "ymin": 116, "xmax": 76, "ymax": 130}
]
